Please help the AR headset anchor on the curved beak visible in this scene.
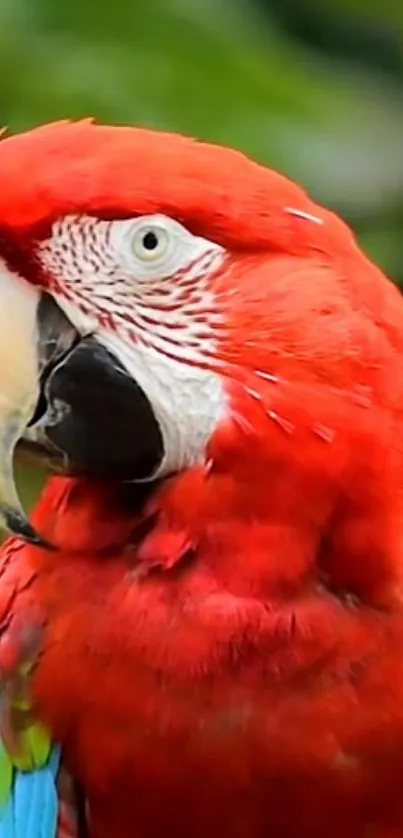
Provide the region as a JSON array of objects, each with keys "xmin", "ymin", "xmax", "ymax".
[
  {"xmin": 0, "ymin": 265, "xmax": 164, "ymax": 546},
  {"xmin": 0, "ymin": 267, "xmax": 78, "ymax": 544},
  {"xmin": 0, "ymin": 270, "xmax": 41, "ymax": 542}
]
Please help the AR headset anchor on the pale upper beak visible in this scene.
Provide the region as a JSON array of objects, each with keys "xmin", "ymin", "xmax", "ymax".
[
  {"xmin": 0, "ymin": 265, "xmax": 78, "ymax": 544},
  {"xmin": 0, "ymin": 267, "xmax": 44, "ymax": 541}
]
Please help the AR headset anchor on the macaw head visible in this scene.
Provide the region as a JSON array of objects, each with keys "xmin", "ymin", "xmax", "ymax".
[{"xmin": 0, "ymin": 119, "xmax": 401, "ymax": 563}]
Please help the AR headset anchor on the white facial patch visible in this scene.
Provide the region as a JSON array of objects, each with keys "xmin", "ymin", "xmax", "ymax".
[{"xmin": 38, "ymin": 214, "xmax": 229, "ymax": 477}]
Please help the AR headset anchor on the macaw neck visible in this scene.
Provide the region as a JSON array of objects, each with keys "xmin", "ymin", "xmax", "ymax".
[
  {"xmin": 26, "ymin": 404, "xmax": 403, "ymax": 610},
  {"xmin": 27, "ymin": 457, "xmax": 324, "ymax": 604}
]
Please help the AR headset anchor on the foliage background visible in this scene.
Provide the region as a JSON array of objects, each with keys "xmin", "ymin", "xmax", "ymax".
[{"xmin": 2, "ymin": 0, "xmax": 403, "ymax": 511}]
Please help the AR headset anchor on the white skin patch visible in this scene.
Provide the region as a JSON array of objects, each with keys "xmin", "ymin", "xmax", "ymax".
[{"xmin": 38, "ymin": 214, "xmax": 229, "ymax": 477}]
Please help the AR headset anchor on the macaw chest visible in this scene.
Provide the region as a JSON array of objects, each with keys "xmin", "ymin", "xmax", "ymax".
[
  {"xmin": 29, "ymin": 563, "xmax": 403, "ymax": 838},
  {"xmin": 34, "ymin": 628, "xmax": 403, "ymax": 838}
]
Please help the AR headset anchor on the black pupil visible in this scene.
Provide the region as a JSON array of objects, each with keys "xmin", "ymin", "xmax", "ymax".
[{"xmin": 142, "ymin": 231, "xmax": 159, "ymax": 251}]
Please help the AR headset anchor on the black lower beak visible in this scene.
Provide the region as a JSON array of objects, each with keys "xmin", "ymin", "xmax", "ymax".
[{"xmin": 32, "ymin": 335, "xmax": 164, "ymax": 481}]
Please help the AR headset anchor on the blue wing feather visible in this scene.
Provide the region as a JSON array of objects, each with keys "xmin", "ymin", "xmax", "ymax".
[{"xmin": 0, "ymin": 747, "xmax": 61, "ymax": 838}]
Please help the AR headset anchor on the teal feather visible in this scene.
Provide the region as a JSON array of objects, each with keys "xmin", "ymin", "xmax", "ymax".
[{"xmin": 0, "ymin": 745, "xmax": 61, "ymax": 838}]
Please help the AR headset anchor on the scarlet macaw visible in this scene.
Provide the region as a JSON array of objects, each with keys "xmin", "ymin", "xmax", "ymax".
[{"xmin": 0, "ymin": 121, "xmax": 402, "ymax": 838}]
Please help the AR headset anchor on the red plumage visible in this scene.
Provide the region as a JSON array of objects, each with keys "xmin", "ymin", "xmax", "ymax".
[{"xmin": 1, "ymin": 122, "xmax": 403, "ymax": 837}]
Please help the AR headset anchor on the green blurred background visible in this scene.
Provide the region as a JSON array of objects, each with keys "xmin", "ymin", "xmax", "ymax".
[{"xmin": 3, "ymin": 0, "xmax": 403, "ymax": 513}]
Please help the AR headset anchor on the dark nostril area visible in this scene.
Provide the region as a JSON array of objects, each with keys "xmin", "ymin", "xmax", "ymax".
[
  {"xmin": 28, "ymin": 389, "xmax": 48, "ymax": 427},
  {"xmin": 30, "ymin": 291, "xmax": 82, "ymax": 429}
]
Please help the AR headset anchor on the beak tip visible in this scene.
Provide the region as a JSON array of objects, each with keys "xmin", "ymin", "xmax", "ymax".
[{"xmin": 3, "ymin": 507, "xmax": 55, "ymax": 550}]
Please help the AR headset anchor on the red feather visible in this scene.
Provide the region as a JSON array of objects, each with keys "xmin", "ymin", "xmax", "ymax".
[{"xmin": 0, "ymin": 457, "xmax": 402, "ymax": 838}]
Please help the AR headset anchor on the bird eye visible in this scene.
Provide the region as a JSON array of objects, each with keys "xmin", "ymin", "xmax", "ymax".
[{"xmin": 131, "ymin": 224, "xmax": 171, "ymax": 263}]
